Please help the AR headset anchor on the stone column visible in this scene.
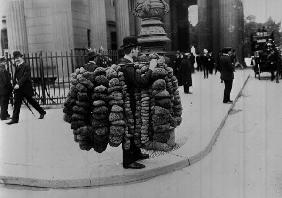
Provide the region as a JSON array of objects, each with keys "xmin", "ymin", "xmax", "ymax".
[
  {"xmin": 89, "ymin": 0, "xmax": 108, "ymax": 50},
  {"xmin": 211, "ymin": 0, "xmax": 220, "ymax": 55},
  {"xmin": 163, "ymin": 0, "xmax": 171, "ymax": 50},
  {"xmin": 198, "ymin": 0, "xmax": 212, "ymax": 52},
  {"xmin": 169, "ymin": 0, "xmax": 178, "ymax": 50},
  {"xmin": 115, "ymin": 0, "xmax": 130, "ymax": 48},
  {"xmin": 7, "ymin": 0, "xmax": 28, "ymax": 53},
  {"xmin": 219, "ymin": 0, "xmax": 244, "ymax": 61},
  {"xmin": 176, "ymin": 2, "xmax": 189, "ymax": 51}
]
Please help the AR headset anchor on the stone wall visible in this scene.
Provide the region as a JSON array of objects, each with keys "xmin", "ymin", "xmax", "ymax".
[{"xmin": 24, "ymin": 0, "xmax": 74, "ymax": 53}]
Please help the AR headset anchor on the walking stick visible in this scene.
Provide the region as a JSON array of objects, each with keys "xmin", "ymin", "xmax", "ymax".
[{"xmin": 22, "ymin": 98, "xmax": 35, "ymax": 116}]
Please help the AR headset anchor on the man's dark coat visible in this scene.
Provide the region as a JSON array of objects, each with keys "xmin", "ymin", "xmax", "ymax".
[
  {"xmin": 13, "ymin": 62, "xmax": 34, "ymax": 97},
  {"xmin": 220, "ymin": 55, "xmax": 234, "ymax": 81},
  {"xmin": 180, "ymin": 58, "xmax": 192, "ymax": 87},
  {"xmin": 0, "ymin": 68, "xmax": 12, "ymax": 96}
]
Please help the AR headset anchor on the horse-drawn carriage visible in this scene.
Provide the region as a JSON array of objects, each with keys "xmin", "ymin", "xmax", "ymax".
[{"xmin": 251, "ymin": 30, "xmax": 281, "ymax": 82}]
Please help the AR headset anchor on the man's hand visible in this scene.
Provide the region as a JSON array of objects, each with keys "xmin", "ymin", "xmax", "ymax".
[
  {"xmin": 149, "ymin": 59, "xmax": 158, "ymax": 70},
  {"xmin": 14, "ymin": 84, "xmax": 19, "ymax": 90}
]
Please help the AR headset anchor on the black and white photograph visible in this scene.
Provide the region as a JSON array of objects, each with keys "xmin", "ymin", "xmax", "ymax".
[{"xmin": 0, "ymin": 0, "xmax": 282, "ymax": 197}]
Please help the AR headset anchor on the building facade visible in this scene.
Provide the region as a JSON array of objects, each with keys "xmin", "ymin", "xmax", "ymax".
[{"xmin": 2, "ymin": 0, "xmax": 244, "ymax": 60}]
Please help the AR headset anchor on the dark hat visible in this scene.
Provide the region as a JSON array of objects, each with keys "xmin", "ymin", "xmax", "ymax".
[
  {"xmin": 13, "ymin": 51, "xmax": 23, "ymax": 58},
  {"xmin": 88, "ymin": 51, "xmax": 98, "ymax": 60},
  {"xmin": 221, "ymin": 47, "xmax": 232, "ymax": 54},
  {"xmin": 120, "ymin": 36, "xmax": 139, "ymax": 49}
]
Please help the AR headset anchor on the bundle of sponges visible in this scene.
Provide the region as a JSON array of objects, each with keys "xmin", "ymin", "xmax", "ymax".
[
  {"xmin": 107, "ymin": 65, "xmax": 125, "ymax": 147},
  {"xmin": 140, "ymin": 89, "xmax": 150, "ymax": 144},
  {"xmin": 151, "ymin": 88, "xmax": 172, "ymax": 143},
  {"xmin": 145, "ymin": 57, "xmax": 181, "ymax": 151},
  {"xmin": 63, "ymin": 86, "xmax": 77, "ymax": 123},
  {"xmin": 64, "ymin": 67, "xmax": 94, "ymax": 151},
  {"xmin": 137, "ymin": 63, "xmax": 151, "ymax": 145},
  {"xmin": 118, "ymin": 72, "xmax": 134, "ymax": 150},
  {"xmin": 165, "ymin": 65, "xmax": 182, "ymax": 127},
  {"xmin": 90, "ymin": 67, "xmax": 109, "ymax": 153},
  {"xmin": 134, "ymin": 89, "xmax": 142, "ymax": 147}
]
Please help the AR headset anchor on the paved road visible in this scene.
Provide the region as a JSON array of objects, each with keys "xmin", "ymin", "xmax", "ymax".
[{"xmin": 3, "ymin": 72, "xmax": 282, "ymax": 197}]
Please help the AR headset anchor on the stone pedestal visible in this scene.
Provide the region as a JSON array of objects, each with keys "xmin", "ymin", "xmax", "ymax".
[
  {"xmin": 115, "ymin": 0, "xmax": 130, "ymax": 48},
  {"xmin": 134, "ymin": 0, "xmax": 170, "ymax": 54}
]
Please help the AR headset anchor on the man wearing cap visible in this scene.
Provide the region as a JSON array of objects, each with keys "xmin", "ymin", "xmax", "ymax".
[
  {"xmin": 220, "ymin": 48, "xmax": 235, "ymax": 104},
  {"xmin": 83, "ymin": 50, "xmax": 98, "ymax": 72},
  {"xmin": 119, "ymin": 36, "xmax": 156, "ymax": 169},
  {"xmin": 0, "ymin": 57, "xmax": 12, "ymax": 120},
  {"xmin": 7, "ymin": 51, "xmax": 46, "ymax": 125}
]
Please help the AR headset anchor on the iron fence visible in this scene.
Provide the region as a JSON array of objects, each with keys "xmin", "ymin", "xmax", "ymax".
[{"xmin": 6, "ymin": 49, "xmax": 119, "ymax": 105}]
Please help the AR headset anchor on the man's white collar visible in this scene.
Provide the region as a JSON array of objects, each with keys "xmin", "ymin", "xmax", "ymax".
[{"xmin": 124, "ymin": 55, "xmax": 133, "ymax": 63}]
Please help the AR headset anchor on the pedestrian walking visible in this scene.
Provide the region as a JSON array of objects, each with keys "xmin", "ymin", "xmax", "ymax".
[
  {"xmin": 189, "ymin": 52, "xmax": 195, "ymax": 73},
  {"xmin": 207, "ymin": 51, "xmax": 215, "ymax": 74},
  {"xmin": 7, "ymin": 51, "xmax": 46, "ymax": 125},
  {"xmin": 119, "ymin": 36, "xmax": 157, "ymax": 169},
  {"xmin": 202, "ymin": 49, "xmax": 209, "ymax": 79},
  {"xmin": 196, "ymin": 53, "xmax": 202, "ymax": 71},
  {"xmin": 0, "ymin": 57, "xmax": 13, "ymax": 120},
  {"xmin": 219, "ymin": 47, "xmax": 235, "ymax": 104},
  {"xmin": 180, "ymin": 53, "xmax": 193, "ymax": 94},
  {"xmin": 174, "ymin": 51, "xmax": 183, "ymax": 86},
  {"xmin": 215, "ymin": 51, "xmax": 222, "ymax": 75}
]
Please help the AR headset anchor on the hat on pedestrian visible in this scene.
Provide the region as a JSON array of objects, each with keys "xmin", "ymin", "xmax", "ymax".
[
  {"xmin": 120, "ymin": 36, "xmax": 139, "ymax": 49},
  {"xmin": 221, "ymin": 47, "xmax": 232, "ymax": 54},
  {"xmin": 87, "ymin": 48, "xmax": 98, "ymax": 60},
  {"xmin": 13, "ymin": 51, "xmax": 23, "ymax": 59}
]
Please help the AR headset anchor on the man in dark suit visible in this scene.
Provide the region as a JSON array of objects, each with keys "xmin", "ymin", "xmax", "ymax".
[
  {"xmin": 202, "ymin": 49, "xmax": 209, "ymax": 79},
  {"xmin": 119, "ymin": 36, "xmax": 156, "ymax": 169},
  {"xmin": 0, "ymin": 57, "xmax": 13, "ymax": 120},
  {"xmin": 7, "ymin": 51, "xmax": 46, "ymax": 125},
  {"xmin": 180, "ymin": 53, "xmax": 193, "ymax": 94},
  {"xmin": 220, "ymin": 48, "xmax": 235, "ymax": 104}
]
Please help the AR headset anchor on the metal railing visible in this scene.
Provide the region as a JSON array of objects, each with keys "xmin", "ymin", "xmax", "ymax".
[{"xmin": 6, "ymin": 49, "xmax": 119, "ymax": 105}]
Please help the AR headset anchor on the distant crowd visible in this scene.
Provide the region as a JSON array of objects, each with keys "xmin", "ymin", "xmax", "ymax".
[{"xmin": 169, "ymin": 47, "xmax": 239, "ymax": 103}]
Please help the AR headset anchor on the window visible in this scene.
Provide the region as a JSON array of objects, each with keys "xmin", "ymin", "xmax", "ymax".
[{"xmin": 111, "ymin": 32, "xmax": 117, "ymax": 50}]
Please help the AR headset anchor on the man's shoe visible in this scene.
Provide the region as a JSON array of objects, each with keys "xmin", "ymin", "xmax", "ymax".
[
  {"xmin": 123, "ymin": 162, "xmax": 145, "ymax": 169},
  {"xmin": 6, "ymin": 120, "xmax": 18, "ymax": 125},
  {"xmin": 136, "ymin": 153, "xmax": 149, "ymax": 161},
  {"xmin": 1, "ymin": 115, "xmax": 11, "ymax": 120},
  {"xmin": 39, "ymin": 111, "xmax": 46, "ymax": 119}
]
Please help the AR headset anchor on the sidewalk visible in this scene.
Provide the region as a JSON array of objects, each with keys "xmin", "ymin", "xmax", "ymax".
[{"xmin": 0, "ymin": 69, "xmax": 252, "ymax": 188}]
